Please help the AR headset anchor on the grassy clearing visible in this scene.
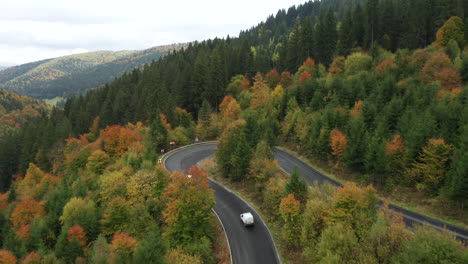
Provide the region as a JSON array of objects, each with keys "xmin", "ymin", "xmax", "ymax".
[{"xmin": 43, "ymin": 96, "xmax": 65, "ymax": 106}]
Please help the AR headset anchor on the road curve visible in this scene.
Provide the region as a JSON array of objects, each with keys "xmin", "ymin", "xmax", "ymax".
[
  {"xmin": 274, "ymin": 148, "xmax": 468, "ymax": 243},
  {"xmin": 164, "ymin": 143, "xmax": 281, "ymax": 264}
]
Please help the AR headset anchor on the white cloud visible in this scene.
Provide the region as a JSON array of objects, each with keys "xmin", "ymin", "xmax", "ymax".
[{"xmin": 0, "ymin": 0, "xmax": 308, "ymax": 65}]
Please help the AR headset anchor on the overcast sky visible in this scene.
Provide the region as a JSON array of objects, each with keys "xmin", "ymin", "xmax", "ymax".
[{"xmin": 0, "ymin": 0, "xmax": 308, "ymax": 66}]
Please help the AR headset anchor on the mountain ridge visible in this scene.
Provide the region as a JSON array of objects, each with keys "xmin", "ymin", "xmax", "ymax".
[{"xmin": 0, "ymin": 44, "xmax": 184, "ymax": 99}]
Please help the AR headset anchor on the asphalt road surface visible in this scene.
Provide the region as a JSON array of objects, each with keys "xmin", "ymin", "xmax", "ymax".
[
  {"xmin": 274, "ymin": 148, "xmax": 468, "ymax": 243},
  {"xmin": 164, "ymin": 142, "xmax": 468, "ymax": 264},
  {"xmin": 164, "ymin": 143, "xmax": 281, "ymax": 264}
]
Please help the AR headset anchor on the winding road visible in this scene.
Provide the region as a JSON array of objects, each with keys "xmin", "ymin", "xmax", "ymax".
[
  {"xmin": 164, "ymin": 143, "xmax": 281, "ymax": 264},
  {"xmin": 165, "ymin": 142, "xmax": 468, "ymax": 261}
]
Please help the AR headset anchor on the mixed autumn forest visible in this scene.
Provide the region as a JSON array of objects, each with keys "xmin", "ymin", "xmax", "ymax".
[{"xmin": 0, "ymin": 0, "xmax": 468, "ymax": 263}]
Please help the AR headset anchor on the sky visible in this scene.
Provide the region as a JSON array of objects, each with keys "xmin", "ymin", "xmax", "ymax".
[{"xmin": 0, "ymin": 0, "xmax": 308, "ymax": 66}]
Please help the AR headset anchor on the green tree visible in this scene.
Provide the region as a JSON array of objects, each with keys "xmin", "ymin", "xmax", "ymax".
[
  {"xmin": 134, "ymin": 224, "xmax": 167, "ymax": 264},
  {"xmin": 150, "ymin": 117, "xmax": 168, "ymax": 153},
  {"xmin": 316, "ymin": 9, "xmax": 338, "ymax": 65},
  {"xmin": 445, "ymin": 39, "xmax": 461, "ymax": 61},
  {"xmin": 216, "ymin": 120, "xmax": 252, "ymax": 181},
  {"xmin": 60, "ymin": 197, "xmax": 99, "ymax": 242},
  {"xmin": 436, "ymin": 16, "xmax": 465, "ymax": 48},
  {"xmin": 366, "ymin": 0, "xmax": 379, "ymax": 48},
  {"xmin": 55, "ymin": 226, "xmax": 82, "ymax": 263},
  {"xmin": 344, "ymin": 52, "xmax": 372, "ymax": 75},
  {"xmin": 100, "ymin": 196, "xmax": 131, "ymax": 236},
  {"xmin": 344, "ymin": 116, "xmax": 367, "ymax": 169},
  {"xmin": 163, "ymin": 166, "xmax": 215, "ymax": 247},
  {"xmin": 285, "ymin": 167, "xmax": 308, "ymax": 204},
  {"xmin": 89, "ymin": 235, "xmax": 111, "ymax": 264},
  {"xmin": 407, "ymin": 138, "xmax": 452, "ymax": 196},
  {"xmin": 461, "ymin": 52, "xmax": 468, "ymax": 82},
  {"xmin": 391, "ymin": 225, "xmax": 468, "ymax": 264},
  {"xmin": 230, "ymin": 129, "xmax": 252, "ymax": 181},
  {"xmin": 338, "ymin": 9, "xmax": 355, "ymax": 55},
  {"xmin": 446, "ymin": 123, "xmax": 468, "ymax": 207},
  {"xmin": 327, "ymin": 183, "xmax": 378, "ymax": 240},
  {"xmin": 301, "ymin": 183, "xmax": 335, "ymax": 262},
  {"xmin": 365, "ymin": 134, "xmax": 389, "ymax": 186},
  {"xmin": 314, "ymin": 223, "xmax": 368, "ymax": 264},
  {"xmin": 86, "ymin": 150, "xmax": 111, "ymax": 174}
]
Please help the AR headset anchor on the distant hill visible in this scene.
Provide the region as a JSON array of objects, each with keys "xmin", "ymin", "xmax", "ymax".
[
  {"xmin": 0, "ymin": 88, "xmax": 49, "ymax": 136},
  {"xmin": 0, "ymin": 66, "xmax": 10, "ymax": 71},
  {"xmin": 0, "ymin": 44, "xmax": 183, "ymax": 99}
]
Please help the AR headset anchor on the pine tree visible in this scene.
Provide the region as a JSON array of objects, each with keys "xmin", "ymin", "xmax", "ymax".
[
  {"xmin": 134, "ymin": 224, "xmax": 167, "ymax": 264},
  {"xmin": 353, "ymin": 4, "xmax": 365, "ymax": 47},
  {"xmin": 285, "ymin": 167, "xmax": 308, "ymax": 204},
  {"xmin": 316, "ymin": 9, "xmax": 338, "ymax": 65},
  {"xmin": 231, "ymin": 130, "xmax": 252, "ymax": 182},
  {"xmin": 344, "ymin": 116, "xmax": 367, "ymax": 169},
  {"xmin": 300, "ymin": 17, "xmax": 315, "ymax": 59},
  {"xmin": 338, "ymin": 8, "xmax": 355, "ymax": 55},
  {"xmin": 407, "ymin": 139, "xmax": 453, "ymax": 196},
  {"xmin": 150, "ymin": 117, "xmax": 168, "ymax": 153},
  {"xmin": 446, "ymin": 123, "xmax": 468, "ymax": 207},
  {"xmin": 365, "ymin": 134, "xmax": 388, "ymax": 186},
  {"xmin": 461, "ymin": 53, "xmax": 468, "ymax": 82},
  {"xmin": 286, "ymin": 24, "xmax": 303, "ymax": 71},
  {"xmin": 89, "ymin": 235, "xmax": 111, "ymax": 264}
]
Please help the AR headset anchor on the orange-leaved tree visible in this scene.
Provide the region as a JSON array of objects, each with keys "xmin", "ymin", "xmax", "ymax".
[
  {"xmin": 21, "ymin": 251, "xmax": 42, "ymax": 264},
  {"xmin": 265, "ymin": 68, "xmax": 281, "ymax": 88},
  {"xmin": 386, "ymin": 134, "xmax": 407, "ymax": 180},
  {"xmin": 10, "ymin": 199, "xmax": 46, "ymax": 239},
  {"xmin": 299, "ymin": 71, "xmax": 312, "ymax": 84},
  {"xmin": 375, "ymin": 59, "xmax": 398, "ymax": 72},
  {"xmin": 280, "ymin": 71, "xmax": 293, "ymax": 88},
  {"xmin": 326, "ymin": 183, "xmax": 378, "ymax": 239},
  {"xmin": 421, "ymin": 52, "xmax": 461, "ymax": 90},
  {"xmin": 101, "ymin": 125, "xmax": 142, "ymax": 157},
  {"xmin": 330, "ymin": 129, "xmax": 347, "ymax": 168},
  {"xmin": 329, "ymin": 56, "xmax": 346, "ymax": 75},
  {"xmin": 0, "ymin": 191, "xmax": 9, "ymax": 210},
  {"xmin": 219, "ymin": 95, "xmax": 241, "ymax": 120},
  {"xmin": 433, "ymin": 67, "xmax": 462, "ymax": 90},
  {"xmin": 297, "ymin": 57, "xmax": 316, "ymax": 76},
  {"xmin": 110, "ymin": 232, "xmax": 138, "ymax": 261},
  {"xmin": 68, "ymin": 225, "xmax": 87, "ymax": 247},
  {"xmin": 10, "ymin": 199, "xmax": 46, "ymax": 228},
  {"xmin": 279, "ymin": 193, "xmax": 302, "ymax": 248},
  {"xmin": 350, "ymin": 100, "xmax": 364, "ymax": 118},
  {"xmin": 250, "ymin": 73, "xmax": 271, "ymax": 109},
  {"xmin": 0, "ymin": 249, "xmax": 17, "ymax": 264}
]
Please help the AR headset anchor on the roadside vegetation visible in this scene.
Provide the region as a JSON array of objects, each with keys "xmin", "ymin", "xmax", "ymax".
[
  {"xmin": 0, "ymin": 0, "xmax": 467, "ymax": 263},
  {"xmin": 0, "ymin": 121, "xmax": 225, "ymax": 263},
  {"xmin": 203, "ymin": 144, "xmax": 467, "ymax": 263}
]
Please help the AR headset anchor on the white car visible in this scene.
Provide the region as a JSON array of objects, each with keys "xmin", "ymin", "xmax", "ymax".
[{"xmin": 240, "ymin": 212, "xmax": 254, "ymax": 226}]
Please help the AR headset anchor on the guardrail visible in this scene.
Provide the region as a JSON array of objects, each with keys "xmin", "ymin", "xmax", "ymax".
[
  {"xmin": 276, "ymin": 147, "xmax": 468, "ymax": 244},
  {"xmin": 161, "ymin": 141, "xmax": 282, "ymax": 264}
]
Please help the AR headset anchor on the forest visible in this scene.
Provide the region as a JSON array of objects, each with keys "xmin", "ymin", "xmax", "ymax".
[
  {"xmin": 0, "ymin": 45, "xmax": 182, "ymax": 100},
  {"xmin": 0, "ymin": 0, "xmax": 468, "ymax": 262}
]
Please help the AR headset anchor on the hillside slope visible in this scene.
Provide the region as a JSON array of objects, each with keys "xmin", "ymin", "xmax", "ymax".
[
  {"xmin": 0, "ymin": 44, "xmax": 182, "ymax": 99},
  {"xmin": 0, "ymin": 89, "xmax": 49, "ymax": 136}
]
